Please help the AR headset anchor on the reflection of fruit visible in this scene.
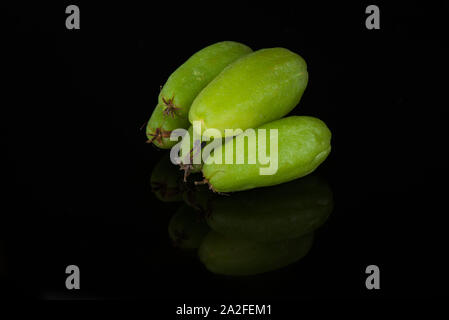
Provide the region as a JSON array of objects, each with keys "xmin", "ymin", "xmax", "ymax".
[
  {"xmin": 199, "ymin": 231, "xmax": 314, "ymax": 276},
  {"xmin": 182, "ymin": 184, "xmax": 214, "ymax": 215},
  {"xmin": 189, "ymin": 48, "xmax": 308, "ymax": 138},
  {"xmin": 206, "ymin": 175, "xmax": 333, "ymax": 243},
  {"xmin": 150, "ymin": 153, "xmax": 184, "ymax": 202},
  {"xmin": 168, "ymin": 205, "xmax": 210, "ymax": 249},
  {"xmin": 146, "ymin": 41, "xmax": 252, "ymax": 148},
  {"xmin": 202, "ymin": 116, "xmax": 331, "ymax": 192}
]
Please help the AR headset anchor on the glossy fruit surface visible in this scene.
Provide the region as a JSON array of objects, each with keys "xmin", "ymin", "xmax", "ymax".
[{"xmin": 189, "ymin": 48, "xmax": 308, "ymax": 138}]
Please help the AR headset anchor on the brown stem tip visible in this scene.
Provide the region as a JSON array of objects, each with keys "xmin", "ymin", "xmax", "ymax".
[
  {"xmin": 146, "ymin": 127, "xmax": 172, "ymax": 145},
  {"xmin": 194, "ymin": 179, "xmax": 228, "ymax": 196},
  {"xmin": 162, "ymin": 96, "xmax": 181, "ymax": 118}
]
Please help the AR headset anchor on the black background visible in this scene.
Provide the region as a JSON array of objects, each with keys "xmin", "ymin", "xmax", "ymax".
[{"xmin": 2, "ymin": 0, "xmax": 448, "ymax": 304}]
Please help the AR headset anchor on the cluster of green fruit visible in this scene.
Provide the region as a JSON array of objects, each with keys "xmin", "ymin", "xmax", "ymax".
[
  {"xmin": 151, "ymin": 154, "xmax": 333, "ymax": 276},
  {"xmin": 145, "ymin": 41, "xmax": 331, "ymax": 193}
]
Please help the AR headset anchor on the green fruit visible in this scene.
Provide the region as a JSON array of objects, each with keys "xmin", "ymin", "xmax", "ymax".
[
  {"xmin": 150, "ymin": 153, "xmax": 184, "ymax": 202},
  {"xmin": 202, "ymin": 116, "xmax": 331, "ymax": 192},
  {"xmin": 146, "ymin": 41, "xmax": 252, "ymax": 148},
  {"xmin": 198, "ymin": 231, "xmax": 314, "ymax": 276},
  {"xmin": 206, "ymin": 176, "xmax": 333, "ymax": 243},
  {"xmin": 168, "ymin": 205, "xmax": 210, "ymax": 249},
  {"xmin": 189, "ymin": 48, "xmax": 308, "ymax": 138}
]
